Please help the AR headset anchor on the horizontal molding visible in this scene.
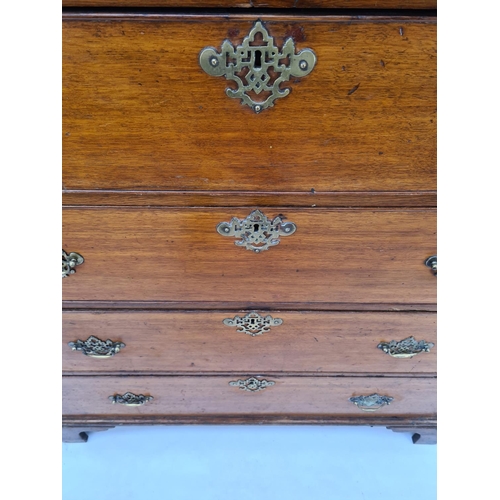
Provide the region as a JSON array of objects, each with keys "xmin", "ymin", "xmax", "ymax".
[
  {"xmin": 62, "ymin": 11, "xmax": 437, "ymax": 22},
  {"xmin": 63, "ymin": 415, "xmax": 437, "ymax": 426},
  {"xmin": 62, "ymin": 308, "xmax": 436, "ymax": 314},
  {"xmin": 62, "ymin": 371, "xmax": 437, "ymax": 377},
  {"xmin": 63, "ymin": 301, "xmax": 437, "ymax": 311},
  {"xmin": 63, "ymin": 190, "xmax": 437, "ymax": 208},
  {"xmin": 63, "ymin": 10, "xmax": 437, "ymax": 21}
]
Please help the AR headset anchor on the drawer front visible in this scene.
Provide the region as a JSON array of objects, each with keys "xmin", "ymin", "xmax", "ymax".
[
  {"xmin": 63, "ymin": 311, "xmax": 437, "ymax": 374},
  {"xmin": 62, "ymin": 375, "xmax": 436, "ymax": 416},
  {"xmin": 62, "ymin": 208, "xmax": 436, "ymax": 306},
  {"xmin": 63, "ymin": 15, "xmax": 436, "ymax": 193}
]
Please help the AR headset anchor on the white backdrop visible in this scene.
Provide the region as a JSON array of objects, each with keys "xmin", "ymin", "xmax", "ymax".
[{"xmin": 63, "ymin": 425, "xmax": 436, "ymax": 500}]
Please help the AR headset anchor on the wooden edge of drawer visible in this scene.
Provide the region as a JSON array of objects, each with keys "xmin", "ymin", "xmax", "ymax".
[
  {"xmin": 62, "ymin": 12, "xmax": 437, "ymax": 23},
  {"xmin": 63, "ymin": 415, "xmax": 437, "ymax": 427},
  {"xmin": 62, "ymin": 191, "xmax": 437, "ymax": 208},
  {"xmin": 62, "ymin": 1, "xmax": 437, "ymax": 10},
  {"xmin": 63, "ymin": 301, "xmax": 437, "ymax": 311}
]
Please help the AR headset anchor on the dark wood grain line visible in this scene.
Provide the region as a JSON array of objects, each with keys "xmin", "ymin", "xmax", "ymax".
[
  {"xmin": 63, "ymin": 301, "xmax": 437, "ymax": 311},
  {"xmin": 62, "ymin": 371, "xmax": 437, "ymax": 377},
  {"xmin": 63, "ymin": 191, "xmax": 437, "ymax": 208},
  {"xmin": 62, "ymin": 13, "xmax": 437, "ymax": 23},
  {"xmin": 62, "ymin": 1, "xmax": 437, "ymax": 9}
]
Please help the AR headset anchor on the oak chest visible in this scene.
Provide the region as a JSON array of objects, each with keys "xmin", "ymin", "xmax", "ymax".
[{"xmin": 62, "ymin": 0, "xmax": 437, "ymax": 444}]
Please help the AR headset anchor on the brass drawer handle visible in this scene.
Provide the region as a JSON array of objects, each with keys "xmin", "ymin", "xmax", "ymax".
[
  {"xmin": 109, "ymin": 393, "xmax": 153, "ymax": 406},
  {"xmin": 349, "ymin": 394, "xmax": 394, "ymax": 412},
  {"xmin": 199, "ymin": 20, "xmax": 316, "ymax": 113},
  {"xmin": 217, "ymin": 209, "xmax": 296, "ymax": 253},
  {"xmin": 68, "ymin": 336, "xmax": 126, "ymax": 358},
  {"xmin": 378, "ymin": 336, "xmax": 435, "ymax": 359},
  {"xmin": 229, "ymin": 377, "xmax": 275, "ymax": 392},
  {"xmin": 223, "ymin": 312, "xmax": 283, "ymax": 337},
  {"xmin": 62, "ymin": 249, "xmax": 84, "ymax": 278},
  {"xmin": 425, "ymin": 255, "xmax": 437, "ymax": 276}
]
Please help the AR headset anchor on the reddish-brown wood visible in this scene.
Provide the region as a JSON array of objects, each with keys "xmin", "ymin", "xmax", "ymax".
[
  {"xmin": 63, "ymin": 310, "xmax": 436, "ymax": 374},
  {"xmin": 62, "ymin": 190, "xmax": 437, "ymax": 207},
  {"xmin": 62, "ymin": 1, "xmax": 437, "ymax": 8},
  {"xmin": 62, "ymin": 208, "xmax": 436, "ymax": 305},
  {"xmin": 63, "ymin": 15, "xmax": 436, "ymax": 193},
  {"xmin": 62, "ymin": 375, "xmax": 436, "ymax": 416},
  {"xmin": 61, "ymin": 7, "xmax": 437, "ymax": 440}
]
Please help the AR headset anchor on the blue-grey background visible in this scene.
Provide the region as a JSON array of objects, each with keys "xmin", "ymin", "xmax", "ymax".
[{"xmin": 62, "ymin": 425, "xmax": 436, "ymax": 500}]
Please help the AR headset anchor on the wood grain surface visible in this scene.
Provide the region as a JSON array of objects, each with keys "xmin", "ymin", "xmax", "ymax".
[
  {"xmin": 62, "ymin": 375, "xmax": 436, "ymax": 416},
  {"xmin": 62, "ymin": 1, "xmax": 437, "ymax": 9},
  {"xmin": 63, "ymin": 15, "xmax": 436, "ymax": 193},
  {"xmin": 62, "ymin": 208, "xmax": 437, "ymax": 305},
  {"xmin": 63, "ymin": 310, "xmax": 437, "ymax": 374}
]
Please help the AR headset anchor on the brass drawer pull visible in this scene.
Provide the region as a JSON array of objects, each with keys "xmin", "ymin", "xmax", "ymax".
[
  {"xmin": 109, "ymin": 393, "xmax": 153, "ymax": 406},
  {"xmin": 378, "ymin": 336, "xmax": 435, "ymax": 359},
  {"xmin": 425, "ymin": 255, "xmax": 437, "ymax": 276},
  {"xmin": 223, "ymin": 312, "xmax": 283, "ymax": 337},
  {"xmin": 68, "ymin": 336, "xmax": 126, "ymax": 358},
  {"xmin": 349, "ymin": 394, "xmax": 393, "ymax": 412},
  {"xmin": 217, "ymin": 209, "xmax": 296, "ymax": 253},
  {"xmin": 229, "ymin": 377, "xmax": 275, "ymax": 392},
  {"xmin": 62, "ymin": 249, "xmax": 84, "ymax": 278},
  {"xmin": 199, "ymin": 20, "xmax": 316, "ymax": 114}
]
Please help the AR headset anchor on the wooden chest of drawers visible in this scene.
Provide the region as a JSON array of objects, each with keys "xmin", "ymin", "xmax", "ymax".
[{"xmin": 62, "ymin": 1, "xmax": 437, "ymax": 444}]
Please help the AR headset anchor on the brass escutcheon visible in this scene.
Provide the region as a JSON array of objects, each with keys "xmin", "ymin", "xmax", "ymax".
[
  {"xmin": 217, "ymin": 209, "xmax": 296, "ymax": 252},
  {"xmin": 109, "ymin": 393, "xmax": 153, "ymax": 406},
  {"xmin": 229, "ymin": 377, "xmax": 275, "ymax": 392},
  {"xmin": 425, "ymin": 255, "xmax": 437, "ymax": 276},
  {"xmin": 199, "ymin": 20, "xmax": 316, "ymax": 113},
  {"xmin": 62, "ymin": 249, "xmax": 84, "ymax": 278},
  {"xmin": 223, "ymin": 312, "xmax": 283, "ymax": 337}
]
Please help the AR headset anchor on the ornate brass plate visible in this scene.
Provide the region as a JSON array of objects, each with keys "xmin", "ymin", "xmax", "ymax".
[
  {"xmin": 223, "ymin": 312, "xmax": 283, "ymax": 337},
  {"xmin": 217, "ymin": 209, "xmax": 296, "ymax": 252},
  {"xmin": 109, "ymin": 393, "xmax": 153, "ymax": 406},
  {"xmin": 229, "ymin": 377, "xmax": 275, "ymax": 392},
  {"xmin": 378, "ymin": 336, "xmax": 435, "ymax": 358},
  {"xmin": 68, "ymin": 336, "xmax": 126, "ymax": 358},
  {"xmin": 199, "ymin": 20, "xmax": 316, "ymax": 113},
  {"xmin": 62, "ymin": 250, "xmax": 84, "ymax": 278},
  {"xmin": 349, "ymin": 394, "xmax": 394, "ymax": 412}
]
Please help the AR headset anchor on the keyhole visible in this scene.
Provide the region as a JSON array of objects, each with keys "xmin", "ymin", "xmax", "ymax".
[
  {"xmin": 254, "ymin": 50, "xmax": 262, "ymax": 68},
  {"xmin": 250, "ymin": 318, "xmax": 256, "ymax": 325},
  {"xmin": 253, "ymin": 224, "xmax": 260, "ymax": 232}
]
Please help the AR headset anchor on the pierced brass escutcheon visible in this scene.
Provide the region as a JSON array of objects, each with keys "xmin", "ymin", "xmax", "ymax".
[
  {"xmin": 377, "ymin": 336, "xmax": 435, "ymax": 359},
  {"xmin": 109, "ymin": 393, "xmax": 153, "ymax": 406},
  {"xmin": 349, "ymin": 394, "xmax": 394, "ymax": 412},
  {"xmin": 62, "ymin": 249, "xmax": 84, "ymax": 278},
  {"xmin": 425, "ymin": 255, "xmax": 437, "ymax": 276},
  {"xmin": 223, "ymin": 312, "xmax": 283, "ymax": 337},
  {"xmin": 68, "ymin": 336, "xmax": 126, "ymax": 358},
  {"xmin": 217, "ymin": 209, "xmax": 296, "ymax": 252},
  {"xmin": 229, "ymin": 377, "xmax": 275, "ymax": 392},
  {"xmin": 199, "ymin": 20, "xmax": 316, "ymax": 113}
]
